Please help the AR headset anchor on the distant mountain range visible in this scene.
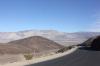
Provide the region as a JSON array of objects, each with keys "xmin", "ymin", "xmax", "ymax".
[{"xmin": 0, "ymin": 30, "xmax": 100, "ymax": 46}]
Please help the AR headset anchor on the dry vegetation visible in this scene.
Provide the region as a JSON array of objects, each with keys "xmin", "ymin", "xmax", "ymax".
[
  {"xmin": 56, "ymin": 46, "xmax": 74, "ymax": 53},
  {"xmin": 24, "ymin": 54, "xmax": 33, "ymax": 60}
]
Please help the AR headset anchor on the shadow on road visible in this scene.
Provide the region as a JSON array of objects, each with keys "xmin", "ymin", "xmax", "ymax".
[{"xmin": 79, "ymin": 46, "xmax": 100, "ymax": 51}]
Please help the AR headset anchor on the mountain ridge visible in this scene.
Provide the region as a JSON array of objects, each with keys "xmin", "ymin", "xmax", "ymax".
[{"xmin": 0, "ymin": 30, "xmax": 100, "ymax": 46}]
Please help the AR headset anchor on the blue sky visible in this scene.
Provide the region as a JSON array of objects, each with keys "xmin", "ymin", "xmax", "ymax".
[{"xmin": 0, "ymin": 0, "xmax": 99, "ymax": 32}]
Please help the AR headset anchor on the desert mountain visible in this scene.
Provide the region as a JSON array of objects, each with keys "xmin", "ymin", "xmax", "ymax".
[
  {"xmin": 0, "ymin": 30, "xmax": 100, "ymax": 46},
  {"xmin": 0, "ymin": 36, "xmax": 63, "ymax": 54},
  {"xmin": 81, "ymin": 36, "xmax": 100, "ymax": 50}
]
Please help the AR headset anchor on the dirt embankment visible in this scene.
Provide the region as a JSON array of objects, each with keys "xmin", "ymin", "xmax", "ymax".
[{"xmin": 0, "ymin": 47, "xmax": 78, "ymax": 66}]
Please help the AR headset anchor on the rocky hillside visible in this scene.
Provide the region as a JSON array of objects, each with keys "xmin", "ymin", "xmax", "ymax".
[
  {"xmin": 0, "ymin": 36, "xmax": 63, "ymax": 54},
  {"xmin": 81, "ymin": 36, "xmax": 100, "ymax": 50}
]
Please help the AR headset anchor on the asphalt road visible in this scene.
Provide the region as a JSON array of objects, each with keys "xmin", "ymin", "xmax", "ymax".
[{"xmin": 26, "ymin": 47, "xmax": 100, "ymax": 66}]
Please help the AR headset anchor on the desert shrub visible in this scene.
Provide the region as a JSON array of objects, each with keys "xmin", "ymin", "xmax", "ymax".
[
  {"xmin": 24, "ymin": 54, "xmax": 33, "ymax": 60},
  {"xmin": 56, "ymin": 46, "xmax": 74, "ymax": 53}
]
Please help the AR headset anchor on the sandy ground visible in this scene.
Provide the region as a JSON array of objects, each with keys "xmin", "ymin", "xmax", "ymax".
[{"xmin": 0, "ymin": 47, "xmax": 78, "ymax": 66}]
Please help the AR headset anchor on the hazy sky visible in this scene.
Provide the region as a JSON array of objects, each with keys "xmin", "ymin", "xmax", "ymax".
[{"xmin": 0, "ymin": 0, "xmax": 99, "ymax": 32}]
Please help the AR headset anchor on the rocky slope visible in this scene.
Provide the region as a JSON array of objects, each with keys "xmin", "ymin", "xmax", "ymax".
[
  {"xmin": 0, "ymin": 36, "xmax": 63, "ymax": 54},
  {"xmin": 81, "ymin": 36, "xmax": 100, "ymax": 50}
]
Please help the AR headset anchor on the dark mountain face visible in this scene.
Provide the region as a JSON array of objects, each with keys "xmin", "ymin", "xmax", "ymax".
[
  {"xmin": 91, "ymin": 36, "xmax": 100, "ymax": 50},
  {"xmin": 81, "ymin": 36, "xmax": 100, "ymax": 50},
  {"xmin": 0, "ymin": 36, "xmax": 63, "ymax": 54}
]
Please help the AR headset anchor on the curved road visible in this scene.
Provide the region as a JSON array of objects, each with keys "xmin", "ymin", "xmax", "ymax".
[{"xmin": 26, "ymin": 47, "xmax": 100, "ymax": 66}]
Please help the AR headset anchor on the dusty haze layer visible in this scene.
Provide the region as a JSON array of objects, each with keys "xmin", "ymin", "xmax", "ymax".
[{"xmin": 0, "ymin": 30, "xmax": 100, "ymax": 46}]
